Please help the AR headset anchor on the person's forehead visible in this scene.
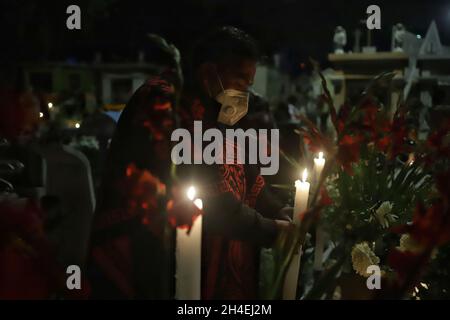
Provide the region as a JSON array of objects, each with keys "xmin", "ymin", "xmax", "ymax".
[
  {"xmin": 220, "ymin": 58, "xmax": 256, "ymax": 74},
  {"xmin": 225, "ymin": 60, "xmax": 256, "ymax": 78}
]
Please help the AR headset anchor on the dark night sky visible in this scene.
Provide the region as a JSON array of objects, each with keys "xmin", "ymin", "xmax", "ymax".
[{"xmin": 1, "ymin": 0, "xmax": 450, "ymax": 74}]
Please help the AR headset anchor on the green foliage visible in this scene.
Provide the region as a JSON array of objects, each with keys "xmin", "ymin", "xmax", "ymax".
[{"xmin": 323, "ymin": 152, "xmax": 431, "ymax": 244}]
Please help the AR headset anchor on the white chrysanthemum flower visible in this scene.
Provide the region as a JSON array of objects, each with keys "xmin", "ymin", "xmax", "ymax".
[
  {"xmin": 351, "ymin": 242, "xmax": 380, "ymax": 277},
  {"xmin": 375, "ymin": 201, "xmax": 396, "ymax": 228}
]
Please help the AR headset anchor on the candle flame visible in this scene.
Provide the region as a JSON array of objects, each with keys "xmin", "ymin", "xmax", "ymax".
[
  {"xmin": 186, "ymin": 186, "xmax": 196, "ymax": 201},
  {"xmin": 318, "ymin": 151, "xmax": 323, "ymax": 159},
  {"xmin": 302, "ymin": 169, "xmax": 308, "ymax": 182}
]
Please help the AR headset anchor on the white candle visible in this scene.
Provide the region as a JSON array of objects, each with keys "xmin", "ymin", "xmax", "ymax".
[
  {"xmin": 175, "ymin": 186, "xmax": 203, "ymax": 300},
  {"xmin": 313, "ymin": 152, "xmax": 326, "ymax": 271},
  {"xmin": 283, "ymin": 169, "xmax": 310, "ymax": 300},
  {"xmin": 293, "ymin": 169, "xmax": 310, "ymax": 224},
  {"xmin": 313, "ymin": 152, "xmax": 325, "ymax": 183}
]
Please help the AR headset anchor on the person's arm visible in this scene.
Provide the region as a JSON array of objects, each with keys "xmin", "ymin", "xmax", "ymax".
[
  {"xmin": 244, "ymin": 164, "xmax": 291, "ymax": 221},
  {"xmin": 254, "ymin": 185, "xmax": 286, "ymax": 219}
]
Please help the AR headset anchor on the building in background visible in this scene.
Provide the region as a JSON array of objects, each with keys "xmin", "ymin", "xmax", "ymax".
[{"xmin": 21, "ymin": 55, "xmax": 162, "ymax": 129}]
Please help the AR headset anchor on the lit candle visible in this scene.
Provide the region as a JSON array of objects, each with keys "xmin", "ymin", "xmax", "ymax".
[
  {"xmin": 186, "ymin": 186, "xmax": 196, "ymax": 201},
  {"xmin": 313, "ymin": 152, "xmax": 325, "ymax": 183},
  {"xmin": 313, "ymin": 152, "xmax": 326, "ymax": 271},
  {"xmin": 176, "ymin": 186, "xmax": 203, "ymax": 300},
  {"xmin": 283, "ymin": 169, "xmax": 310, "ymax": 300},
  {"xmin": 294, "ymin": 169, "xmax": 310, "ymax": 224}
]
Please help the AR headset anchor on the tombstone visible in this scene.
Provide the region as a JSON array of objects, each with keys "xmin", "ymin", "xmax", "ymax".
[{"xmin": 419, "ymin": 21, "xmax": 443, "ymax": 56}]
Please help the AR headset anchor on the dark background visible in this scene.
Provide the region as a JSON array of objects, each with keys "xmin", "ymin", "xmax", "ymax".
[{"xmin": 1, "ymin": 0, "xmax": 450, "ymax": 76}]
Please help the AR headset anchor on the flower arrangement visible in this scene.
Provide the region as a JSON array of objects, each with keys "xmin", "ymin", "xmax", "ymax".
[{"xmin": 264, "ymin": 70, "xmax": 450, "ymax": 300}]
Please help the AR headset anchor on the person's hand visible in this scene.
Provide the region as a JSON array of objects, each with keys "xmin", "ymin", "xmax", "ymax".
[
  {"xmin": 277, "ymin": 206, "xmax": 293, "ymax": 222},
  {"xmin": 274, "ymin": 219, "xmax": 294, "ymax": 232},
  {"xmin": 273, "ymin": 219, "xmax": 298, "ymax": 254}
]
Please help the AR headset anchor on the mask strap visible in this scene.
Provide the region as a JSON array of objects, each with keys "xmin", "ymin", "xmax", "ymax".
[{"xmin": 206, "ymin": 81, "xmax": 212, "ymax": 97}]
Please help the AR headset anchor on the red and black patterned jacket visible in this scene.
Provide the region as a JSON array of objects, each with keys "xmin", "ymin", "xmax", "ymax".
[{"xmin": 177, "ymin": 91, "xmax": 284, "ymax": 299}]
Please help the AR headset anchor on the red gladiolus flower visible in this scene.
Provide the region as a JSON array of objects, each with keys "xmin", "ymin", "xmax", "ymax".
[
  {"xmin": 319, "ymin": 186, "xmax": 333, "ymax": 207},
  {"xmin": 336, "ymin": 103, "xmax": 351, "ymax": 134},
  {"xmin": 166, "ymin": 199, "xmax": 202, "ymax": 234},
  {"xmin": 121, "ymin": 164, "xmax": 167, "ymax": 236},
  {"xmin": 387, "ymin": 109, "xmax": 411, "ymax": 159},
  {"xmin": 392, "ymin": 200, "xmax": 450, "ymax": 250},
  {"xmin": 387, "ymin": 247, "xmax": 430, "ymax": 286},
  {"xmin": 298, "ymin": 114, "xmax": 334, "ymax": 154},
  {"xmin": 336, "ymin": 134, "xmax": 363, "ymax": 175}
]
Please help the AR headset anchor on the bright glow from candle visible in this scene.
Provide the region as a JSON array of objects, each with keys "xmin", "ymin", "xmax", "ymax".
[
  {"xmin": 48, "ymin": 102, "xmax": 53, "ymax": 109},
  {"xmin": 318, "ymin": 151, "xmax": 323, "ymax": 160},
  {"xmin": 75, "ymin": 123, "xmax": 80, "ymax": 129},
  {"xmin": 302, "ymin": 168, "xmax": 308, "ymax": 182},
  {"xmin": 39, "ymin": 112, "xmax": 43, "ymax": 118},
  {"xmin": 193, "ymin": 199, "xmax": 203, "ymax": 210},
  {"xmin": 186, "ymin": 186, "xmax": 196, "ymax": 201}
]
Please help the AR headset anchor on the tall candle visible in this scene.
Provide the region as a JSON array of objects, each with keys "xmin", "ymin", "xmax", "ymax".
[
  {"xmin": 293, "ymin": 169, "xmax": 310, "ymax": 224},
  {"xmin": 313, "ymin": 152, "xmax": 325, "ymax": 183},
  {"xmin": 313, "ymin": 152, "xmax": 326, "ymax": 271},
  {"xmin": 283, "ymin": 169, "xmax": 310, "ymax": 300},
  {"xmin": 176, "ymin": 186, "xmax": 203, "ymax": 300}
]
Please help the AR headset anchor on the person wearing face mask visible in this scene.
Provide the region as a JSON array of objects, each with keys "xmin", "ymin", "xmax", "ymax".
[{"xmin": 177, "ymin": 26, "xmax": 293, "ymax": 300}]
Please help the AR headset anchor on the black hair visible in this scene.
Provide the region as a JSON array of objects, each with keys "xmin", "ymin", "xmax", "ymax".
[{"xmin": 191, "ymin": 26, "xmax": 260, "ymax": 71}]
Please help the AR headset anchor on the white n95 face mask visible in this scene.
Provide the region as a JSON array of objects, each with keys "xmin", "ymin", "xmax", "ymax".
[{"xmin": 214, "ymin": 75, "xmax": 249, "ymax": 126}]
